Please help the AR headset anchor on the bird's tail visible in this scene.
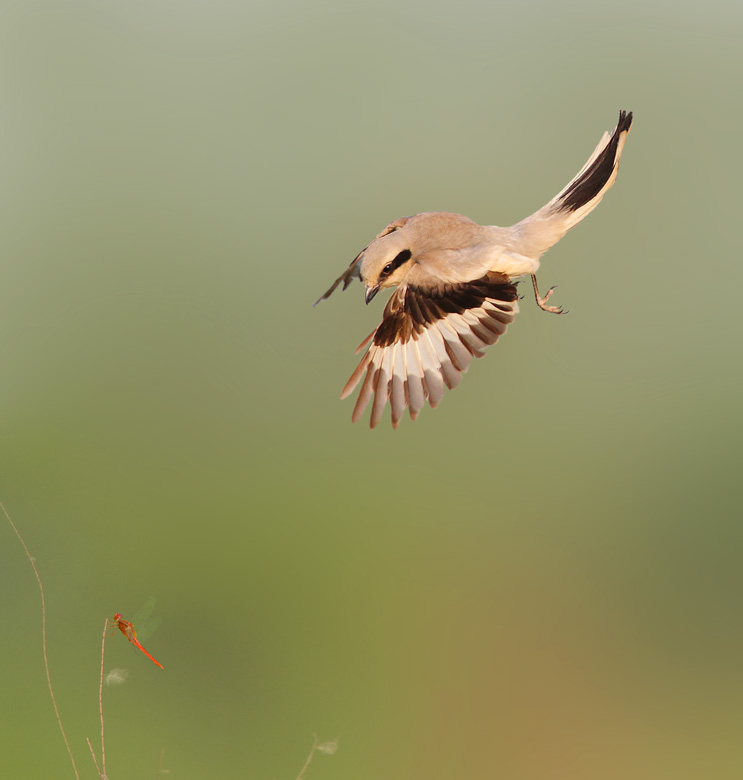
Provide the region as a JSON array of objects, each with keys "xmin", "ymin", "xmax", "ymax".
[{"xmin": 507, "ymin": 110, "xmax": 633, "ymax": 260}]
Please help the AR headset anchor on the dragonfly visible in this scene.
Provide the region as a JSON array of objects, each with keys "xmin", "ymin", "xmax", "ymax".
[{"xmin": 112, "ymin": 596, "xmax": 164, "ymax": 669}]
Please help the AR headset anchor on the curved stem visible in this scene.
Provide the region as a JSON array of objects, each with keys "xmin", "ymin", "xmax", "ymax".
[{"xmin": 2, "ymin": 502, "xmax": 80, "ymax": 780}]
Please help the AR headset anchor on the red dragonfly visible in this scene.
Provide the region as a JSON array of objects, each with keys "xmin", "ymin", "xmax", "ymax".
[{"xmin": 112, "ymin": 597, "xmax": 164, "ymax": 669}]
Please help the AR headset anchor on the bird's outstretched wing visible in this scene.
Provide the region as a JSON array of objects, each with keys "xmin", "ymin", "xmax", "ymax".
[
  {"xmin": 312, "ymin": 249, "xmax": 364, "ymax": 306},
  {"xmin": 341, "ymin": 272, "xmax": 519, "ymax": 428},
  {"xmin": 508, "ymin": 110, "xmax": 633, "ymax": 259}
]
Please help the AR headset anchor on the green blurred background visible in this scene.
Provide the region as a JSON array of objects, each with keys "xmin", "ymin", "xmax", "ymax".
[{"xmin": 1, "ymin": 1, "xmax": 741, "ymax": 778}]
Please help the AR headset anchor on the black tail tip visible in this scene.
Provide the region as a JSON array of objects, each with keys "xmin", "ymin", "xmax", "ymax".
[{"xmin": 617, "ymin": 110, "xmax": 633, "ymax": 133}]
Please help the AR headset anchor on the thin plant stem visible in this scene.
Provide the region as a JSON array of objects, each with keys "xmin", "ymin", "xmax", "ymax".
[
  {"xmin": 98, "ymin": 618, "xmax": 109, "ymax": 779},
  {"xmin": 2, "ymin": 502, "xmax": 81, "ymax": 780},
  {"xmin": 296, "ymin": 734, "xmax": 319, "ymax": 780},
  {"xmin": 156, "ymin": 746, "xmax": 166, "ymax": 779},
  {"xmin": 86, "ymin": 738, "xmax": 103, "ymax": 779}
]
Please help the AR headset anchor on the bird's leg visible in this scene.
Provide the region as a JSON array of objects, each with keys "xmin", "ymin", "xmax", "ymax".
[{"xmin": 531, "ymin": 274, "xmax": 568, "ymax": 315}]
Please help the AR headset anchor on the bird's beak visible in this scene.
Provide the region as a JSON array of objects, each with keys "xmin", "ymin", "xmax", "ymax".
[{"xmin": 365, "ymin": 285, "xmax": 380, "ymax": 305}]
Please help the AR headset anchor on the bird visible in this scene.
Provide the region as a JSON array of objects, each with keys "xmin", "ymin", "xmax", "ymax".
[{"xmin": 316, "ymin": 110, "xmax": 633, "ymax": 428}]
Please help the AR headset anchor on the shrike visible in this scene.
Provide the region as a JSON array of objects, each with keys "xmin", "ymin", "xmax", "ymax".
[{"xmin": 316, "ymin": 110, "xmax": 633, "ymax": 428}]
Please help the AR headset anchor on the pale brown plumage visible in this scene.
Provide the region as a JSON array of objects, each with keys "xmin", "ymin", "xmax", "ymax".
[{"xmin": 317, "ymin": 110, "xmax": 633, "ymax": 428}]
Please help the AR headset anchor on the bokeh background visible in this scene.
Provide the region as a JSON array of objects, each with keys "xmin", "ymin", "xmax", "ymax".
[{"xmin": 2, "ymin": 1, "xmax": 742, "ymax": 778}]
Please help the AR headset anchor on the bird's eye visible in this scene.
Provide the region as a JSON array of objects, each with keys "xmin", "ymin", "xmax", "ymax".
[{"xmin": 380, "ymin": 249, "xmax": 412, "ymax": 279}]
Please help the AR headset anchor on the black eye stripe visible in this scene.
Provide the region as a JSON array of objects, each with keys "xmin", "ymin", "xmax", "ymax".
[
  {"xmin": 392, "ymin": 249, "xmax": 412, "ymax": 268},
  {"xmin": 381, "ymin": 249, "xmax": 412, "ymax": 278}
]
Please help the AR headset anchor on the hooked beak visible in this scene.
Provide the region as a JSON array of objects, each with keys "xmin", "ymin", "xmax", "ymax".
[{"xmin": 365, "ymin": 285, "xmax": 380, "ymax": 305}]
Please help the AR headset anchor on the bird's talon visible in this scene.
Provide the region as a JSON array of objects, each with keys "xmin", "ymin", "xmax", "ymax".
[
  {"xmin": 541, "ymin": 286, "xmax": 557, "ymax": 304},
  {"xmin": 537, "ymin": 299, "xmax": 565, "ymax": 314}
]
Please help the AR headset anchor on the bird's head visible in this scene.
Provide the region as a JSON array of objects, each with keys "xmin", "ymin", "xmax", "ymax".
[
  {"xmin": 358, "ymin": 218, "xmax": 416, "ymax": 304},
  {"xmin": 357, "ymin": 212, "xmax": 483, "ymax": 303}
]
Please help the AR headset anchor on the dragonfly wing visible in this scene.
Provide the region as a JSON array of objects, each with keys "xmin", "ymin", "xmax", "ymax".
[
  {"xmin": 135, "ymin": 615, "xmax": 161, "ymax": 643},
  {"xmin": 130, "ymin": 597, "xmax": 161, "ymax": 643},
  {"xmin": 131, "ymin": 596, "xmax": 157, "ymax": 626}
]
